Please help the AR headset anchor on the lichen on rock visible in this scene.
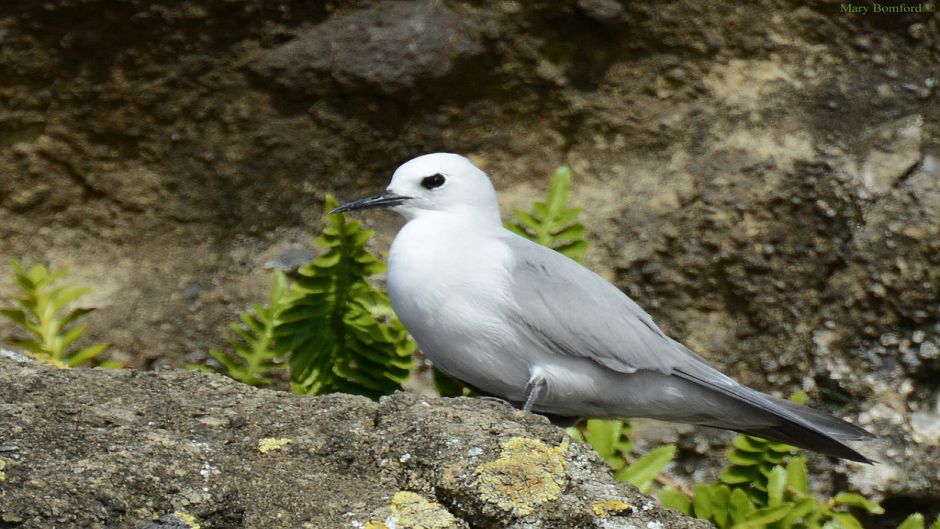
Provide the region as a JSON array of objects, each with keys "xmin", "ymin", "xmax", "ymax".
[
  {"xmin": 592, "ymin": 499, "xmax": 631, "ymax": 518},
  {"xmin": 387, "ymin": 491, "xmax": 460, "ymax": 529},
  {"xmin": 474, "ymin": 437, "xmax": 569, "ymax": 517},
  {"xmin": 257, "ymin": 437, "xmax": 292, "ymax": 454}
]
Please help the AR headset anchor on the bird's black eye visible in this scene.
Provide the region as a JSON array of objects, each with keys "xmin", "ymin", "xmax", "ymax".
[{"xmin": 421, "ymin": 173, "xmax": 446, "ymax": 190}]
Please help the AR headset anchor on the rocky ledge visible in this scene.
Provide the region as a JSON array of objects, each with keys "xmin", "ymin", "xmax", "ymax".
[{"xmin": 0, "ymin": 352, "xmax": 705, "ymax": 529}]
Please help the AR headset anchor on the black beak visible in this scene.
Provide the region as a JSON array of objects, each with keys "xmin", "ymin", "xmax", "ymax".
[{"xmin": 331, "ymin": 191, "xmax": 410, "ymax": 214}]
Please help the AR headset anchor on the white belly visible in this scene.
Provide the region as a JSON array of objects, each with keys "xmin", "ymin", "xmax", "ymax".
[{"xmin": 387, "ymin": 219, "xmax": 531, "ymax": 399}]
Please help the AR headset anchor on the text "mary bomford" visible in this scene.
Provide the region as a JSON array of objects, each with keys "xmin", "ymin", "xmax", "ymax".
[{"xmin": 841, "ymin": 2, "xmax": 935, "ymax": 13}]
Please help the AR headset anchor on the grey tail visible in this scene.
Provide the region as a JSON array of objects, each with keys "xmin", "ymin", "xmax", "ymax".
[
  {"xmin": 679, "ymin": 372, "xmax": 876, "ymax": 463},
  {"xmin": 728, "ymin": 396, "xmax": 875, "ymax": 463}
]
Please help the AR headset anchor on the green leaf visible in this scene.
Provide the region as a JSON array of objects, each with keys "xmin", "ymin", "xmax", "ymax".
[
  {"xmin": 693, "ymin": 484, "xmax": 714, "ymax": 521},
  {"xmin": 0, "ymin": 308, "xmax": 29, "ymax": 326},
  {"xmin": 832, "ymin": 492, "xmax": 884, "ymax": 515},
  {"xmin": 788, "ymin": 390, "xmax": 808, "ymax": 405},
  {"xmin": 928, "ymin": 516, "xmax": 940, "ymax": 529},
  {"xmin": 48, "ymin": 285, "xmax": 90, "ymax": 314},
  {"xmin": 432, "ymin": 367, "xmax": 469, "ymax": 397},
  {"xmin": 615, "ymin": 444, "xmax": 676, "ymax": 492},
  {"xmin": 552, "ymin": 223, "xmax": 586, "ymax": 242},
  {"xmin": 731, "ymin": 505, "xmax": 793, "ymax": 529},
  {"xmin": 895, "ymin": 514, "xmax": 925, "ymax": 529},
  {"xmin": 720, "ymin": 465, "xmax": 758, "ymax": 485},
  {"xmin": 67, "ymin": 343, "xmax": 109, "ymax": 366},
  {"xmin": 733, "ymin": 435, "xmax": 769, "ymax": 453},
  {"xmin": 710, "ymin": 485, "xmax": 732, "ymax": 529},
  {"xmin": 584, "ymin": 419, "xmax": 627, "ymax": 459},
  {"xmin": 767, "ymin": 466, "xmax": 786, "ymax": 507},
  {"xmin": 831, "ymin": 512, "xmax": 864, "ymax": 529},
  {"xmin": 728, "ymin": 488, "xmax": 755, "ymax": 524},
  {"xmin": 60, "ymin": 307, "xmax": 94, "ymax": 329},
  {"xmin": 658, "ymin": 486, "xmax": 692, "ymax": 514},
  {"xmin": 785, "ymin": 457, "xmax": 809, "ymax": 494},
  {"xmin": 782, "ymin": 498, "xmax": 820, "ymax": 529},
  {"xmin": 727, "ymin": 449, "xmax": 765, "ymax": 466}
]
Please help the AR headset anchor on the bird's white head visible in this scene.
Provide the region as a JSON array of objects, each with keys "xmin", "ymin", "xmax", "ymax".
[{"xmin": 333, "ymin": 153, "xmax": 501, "ymax": 224}]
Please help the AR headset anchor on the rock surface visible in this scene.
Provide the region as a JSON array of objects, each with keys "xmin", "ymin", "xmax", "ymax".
[
  {"xmin": 0, "ymin": 0, "xmax": 938, "ymax": 520},
  {"xmin": 0, "ymin": 353, "xmax": 708, "ymax": 529}
]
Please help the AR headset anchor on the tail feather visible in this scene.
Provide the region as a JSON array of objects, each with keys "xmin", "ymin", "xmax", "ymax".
[
  {"xmin": 676, "ymin": 370, "xmax": 876, "ymax": 463},
  {"xmin": 731, "ymin": 419, "xmax": 875, "ymax": 464},
  {"xmin": 768, "ymin": 396, "xmax": 876, "ymax": 441}
]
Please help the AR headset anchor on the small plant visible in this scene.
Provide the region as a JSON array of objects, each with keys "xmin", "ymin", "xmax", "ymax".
[
  {"xmin": 0, "ymin": 259, "xmax": 109, "ymax": 367},
  {"xmin": 506, "ymin": 165, "xmax": 588, "ymax": 262},
  {"xmin": 896, "ymin": 514, "xmax": 940, "ymax": 529},
  {"xmin": 655, "ymin": 394, "xmax": 938, "ymax": 529},
  {"xmin": 274, "ymin": 196, "xmax": 415, "ymax": 398},
  {"xmin": 568, "ymin": 419, "xmax": 677, "ymax": 494},
  {"xmin": 211, "ymin": 270, "xmax": 289, "ymax": 386},
  {"xmin": 658, "ymin": 442, "xmax": 886, "ymax": 529}
]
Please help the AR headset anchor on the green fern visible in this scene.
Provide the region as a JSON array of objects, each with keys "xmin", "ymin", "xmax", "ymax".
[
  {"xmin": 569, "ymin": 419, "xmax": 676, "ymax": 494},
  {"xmin": 275, "ymin": 196, "xmax": 415, "ymax": 398},
  {"xmin": 896, "ymin": 514, "xmax": 940, "ymax": 529},
  {"xmin": 211, "ymin": 270, "xmax": 289, "ymax": 386},
  {"xmin": 657, "ymin": 393, "xmax": 924, "ymax": 529},
  {"xmin": 506, "ymin": 166, "xmax": 588, "ymax": 262},
  {"xmin": 0, "ymin": 259, "xmax": 109, "ymax": 367}
]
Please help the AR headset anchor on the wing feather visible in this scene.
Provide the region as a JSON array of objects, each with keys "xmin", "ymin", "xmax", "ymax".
[{"xmin": 502, "ymin": 233, "xmax": 717, "ymax": 376}]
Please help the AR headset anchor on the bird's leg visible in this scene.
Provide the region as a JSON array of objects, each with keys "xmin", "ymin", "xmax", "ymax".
[{"xmin": 522, "ymin": 375, "xmax": 546, "ymax": 412}]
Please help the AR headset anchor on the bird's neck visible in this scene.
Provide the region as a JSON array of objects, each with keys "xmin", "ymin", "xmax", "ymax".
[{"xmin": 405, "ymin": 206, "xmax": 504, "ymax": 233}]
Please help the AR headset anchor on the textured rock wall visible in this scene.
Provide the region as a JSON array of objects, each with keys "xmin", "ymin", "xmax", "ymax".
[{"xmin": 0, "ymin": 0, "xmax": 938, "ymax": 520}]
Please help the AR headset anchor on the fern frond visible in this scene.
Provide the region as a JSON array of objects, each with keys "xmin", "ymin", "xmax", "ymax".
[
  {"xmin": 506, "ymin": 166, "xmax": 588, "ymax": 262},
  {"xmin": 276, "ymin": 196, "xmax": 415, "ymax": 399},
  {"xmin": 0, "ymin": 259, "xmax": 109, "ymax": 367},
  {"xmin": 211, "ymin": 269, "xmax": 290, "ymax": 386}
]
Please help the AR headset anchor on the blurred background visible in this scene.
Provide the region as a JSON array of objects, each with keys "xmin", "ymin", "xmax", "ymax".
[{"xmin": 0, "ymin": 0, "xmax": 937, "ymax": 525}]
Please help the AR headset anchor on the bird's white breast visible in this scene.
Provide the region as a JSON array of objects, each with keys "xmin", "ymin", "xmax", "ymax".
[{"xmin": 387, "ymin": 216, "xmax": 531, "ymax": 398}]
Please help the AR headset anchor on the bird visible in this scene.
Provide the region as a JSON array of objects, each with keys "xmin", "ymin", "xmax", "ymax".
[{"xmin": 333, "ymin": 152, "xmax": 875, "ymax": 463}]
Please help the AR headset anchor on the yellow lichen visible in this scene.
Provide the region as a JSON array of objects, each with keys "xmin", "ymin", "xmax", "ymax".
[
  {"xmin": 258, "ymin": 437, "xmax": 292, "ymax": 453},
  {"xmin": 0, "ymin": 459, "xmax": 6, "ymax": 481},
  {"xmin": 388, "ymin": 491, "xmax": 458, "ymax": 528},
  {"xmin": 474, "ymin": 437, "xmax": 569, "ymax": 516},
  {"xmin": 363, "ymin": 491, "xmax": 456, "ymax": 529},
  {"xmin": 592, "ymin": 499, "xmax": 631, "ymax": 517},
  {"xmin": 172, "ymin": 511, "xmax": 201, "ymax": 529}
]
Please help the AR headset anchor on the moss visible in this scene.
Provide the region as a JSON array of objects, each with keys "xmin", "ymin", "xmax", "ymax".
[
  {"xmin": 0, "ymin": 459, "xmax": 6, "ymax": 481},
  {"xmin": 257, "ymin": 437, "xmax": 292, "ymax": 453},
  {"xmin": 474, "ymin": 436, "xmax": 569, "ymax": 517},
  {"xmin": 591, "ymin": 499, "xmax": 631, "ymax": 517},
  {"xmin": 171, "ymin": 511, "xmax": 201, "ymax": 529},
  {"xmin": 363, "ymin": 522, "xmax": 388, "ymax": 529}
]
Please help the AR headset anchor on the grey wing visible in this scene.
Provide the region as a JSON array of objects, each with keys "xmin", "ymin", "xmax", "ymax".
[{"xmin": 501, "ymin": 232, "xmax": 732, "ymax": 383}]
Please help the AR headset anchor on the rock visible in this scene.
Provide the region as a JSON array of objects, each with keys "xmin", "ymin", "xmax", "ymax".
[
  {"xmin": 858, "ymin": 115, "xmax": 923, "ymax": 195},
  {"xmin": 248, "ymin": 1, "xmax": 483, "ymax": 96},
  {"xmin": 0, "ymin": 356, "xmax": 708, "ymax": 529}
]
